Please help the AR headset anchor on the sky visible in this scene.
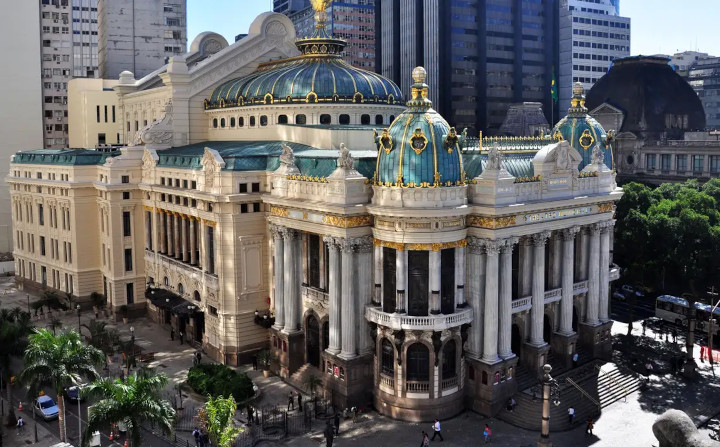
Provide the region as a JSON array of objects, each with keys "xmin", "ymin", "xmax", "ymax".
[{"xmin": 187, "ymin": 0, "xmax": 720, "ymax": 58}]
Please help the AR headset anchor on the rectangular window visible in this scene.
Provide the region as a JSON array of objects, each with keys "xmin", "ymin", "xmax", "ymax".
[
  {"xmin": 40, "ymin": 236, "xmax": 46, "ymax": 256},
  {"xmin": 38, "ymin": 204, "xmax": 44, "ymax": 225},
  {"xmin": 252, "ymin": 182, "xmax": 260, "ymax": 192},
  {"xmin": 693, "ymin": 155, "xmax": 704, "ymax": 173},
  {"xmin": 126, "ymin": 282, "xmax": 134, "ymax": 304},
  {"xmin": 661, "ymin": 154, "xmax": 671, "ymax": 171},
  {"xmin": 121, "ymin": 175, "xmax": 130, "ymax": 183},
  {"xmin": 253, "ymin": 203, "xmax": 261, "ymax": 212},
  {"xmin": 710, "ymin": 156, "xmax": 720, "ymax": 173},
  {"xmin": 124, "ymin": 248, "xmax": 133, "ymax": 271},
  {"xmin": 676, "ymin": 155, "xmax": 687, "ymax": 172},
  {"xmin": 239, "ymin": 183, "xmax": 247, "ymax": 193},
  {"xmin": 96, "ymin": 105, "xmax": 100, "ymax": 123},
  {"xmin": 646, "ymin": 154, "xmax": 656, "ymax": 170},
  {"xmin": 112, "ymin": 105, "xmax": 116, "ymax": 122},
  {"xmin": 123, "ymin": 191, "xmax": 130, "ymax": 200},
  {"xmin": 104, "ymin": 105, "xmax": 108, "ymax": 123},
  {"xmin": 123, "ymin": 211, "xmax": 131, "ymax": 236},
  {"xmin": 67, "ymin": 242, "xmax": 72, "ymax": 263},
  {"xmin": 240, "ymin": 203, "xmax": 248, "ymax": 213}
]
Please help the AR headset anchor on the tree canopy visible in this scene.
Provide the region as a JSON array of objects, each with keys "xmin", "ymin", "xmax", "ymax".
[{"xmin": 615, "ymin": 179, "xmax": 720, "ymax": 298}]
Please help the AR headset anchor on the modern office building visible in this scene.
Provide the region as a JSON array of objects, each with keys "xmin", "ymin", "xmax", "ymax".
[
  {"xmin": 9, "ymin": 7, "xmax": 621, "ymax": 419},
  {"xmin": 686, "ymin": 57, "xmax": 720, "ymax": 130},
  {"xmin": 376, "ymin": 0, "xmax": 558, "ymax": 134},
  {"xmin": 558, "ymin": 0, "xmax": 630, "ymax": 113},
  {"xmin": 97, "ymin": 0, "xmax": 187, "ymax": 79},
  {"xmin": 668, "ymin": 51, "xmax": 712, "ymax": 73},
  {"xmin": 278, "ymin": 0, "xmax": 376, "ymax": 70}
]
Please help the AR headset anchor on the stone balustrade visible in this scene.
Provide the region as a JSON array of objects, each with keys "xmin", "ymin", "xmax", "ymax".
[{"xmin": 365, "ymin": 306, "xmax": 473, "ymax": 331}]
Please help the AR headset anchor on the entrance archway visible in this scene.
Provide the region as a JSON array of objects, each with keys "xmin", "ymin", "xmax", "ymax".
[
  {"xmin": 572, "ymin": 306, "xmax": 579, "ymax": 332},
  {"xmin": 306, "ymin": 314, "xmax": 320, "ymax": 368},
  {"xmin": 511, "ymin": 324, "xmax": 522, "ymax": 357},
  {"xmin": 543, "ymin": 314, "xmax": 552, "ymax": 344}
]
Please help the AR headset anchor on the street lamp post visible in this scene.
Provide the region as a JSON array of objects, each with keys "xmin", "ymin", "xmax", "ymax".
[
  {"xmin": 76, "ymin": 304, "xmax": 81, "ymax": 334},
  {"xmin": 538, "ymin": 364, "xmax": 560, "ymax": 447}
]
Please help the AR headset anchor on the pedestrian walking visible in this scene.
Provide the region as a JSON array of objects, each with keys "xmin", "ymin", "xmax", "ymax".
[
  {"xmin": 586, "ymin": 417, "xmax": 594, "ymax": 435},
  {"xmin": 506, "ymin": 397, "xmax": 516, "ymax": 412},
  {"xmin": 642, "ymin": 319, "xmax": 647, "ymax": 336},
  {"xmin": 419, "ymin": 430, "xmax": 430, "ymax": 447},
  {"xmin": 196, "ymin": 351, "xmax": 202, "ymax": 364},
  {"xmin": 180, "ymin": 331, "xmax": 184, "ymax": 344},
  {"xmin": 297, "ymin": 391, "xmax": 303, "ymax": 408},
  {"xmin": 192, "ymin": 428, "xmax": 201, "ymax": 447},
  {"xmin": 572, "ymin": 352, "xmax": 579, "ymax": 368},
  {"xmin": 16, "ymin": 416, "xmax": 24, "ymax": 435},
  {"xmin": 568, "ymin": 407, "xmax": 575, "ymax": 424},
  {"xmin": 431, "ymin": 419, "xmax": 444, "ymax": 441},
  {"xmin": 334, "ymin": 412, "xmax": 340, "ymax": 435},
  {"xmin": 483, "ymin": 424, "xmax": 492, "ymax": 443},
  {"xmin": 672, "ymin": 328, "xmax": 677, "ymax": 343},
  {"xmin": 324, "ymin": 421, "xmax": 335, "ymax": 447},
  {"xmin": 287, "ymin": 391, "xmax": 294, "ymax": 411},
  {"xmin": 200, "ymin": 429, "xmax": 208, "ymax": 447},
  {"xmin": 170, "ymin": 328, "xmax": 175, "ymax": 341}
]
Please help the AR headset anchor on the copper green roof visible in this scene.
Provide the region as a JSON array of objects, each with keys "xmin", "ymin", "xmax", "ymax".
[{"xmin": 12, "ymin": 149, "xmax": 119, "ymax": 165}]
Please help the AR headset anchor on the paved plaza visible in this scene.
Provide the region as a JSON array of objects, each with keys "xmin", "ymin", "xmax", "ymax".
[{"xmin": 0, "ymin": 276, "xmax": 718, "ymax": 447}]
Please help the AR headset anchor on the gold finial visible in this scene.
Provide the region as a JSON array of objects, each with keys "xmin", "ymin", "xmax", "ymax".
[
  {"xmin": 572, "ymin": 82, "xmax": 584, "ymax": 97},
  {"xmin": 311, "ymin": 0, "xmax": 332, "ymax": 12},
  {"xmin": 412, "ymin": 66, "xmax": 427, "ymax": 84}
]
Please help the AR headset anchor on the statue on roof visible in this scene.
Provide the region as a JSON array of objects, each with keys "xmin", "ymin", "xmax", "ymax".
[
  {"xmin": 279, "ymin": 143, "xmax": 295, "ymax": 167},
  {"xmin": 592, "ymin": 143, "xmax": 605, "ymax": 166},
  {"xmin": 486, "ymin": 142, "xmax": 503, "ymax": 171},
  {"xmin": 337, "ymin": 143, "xmax": 354, "ymax": 170}
]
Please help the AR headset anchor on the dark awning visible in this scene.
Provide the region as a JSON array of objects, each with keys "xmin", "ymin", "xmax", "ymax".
[{"xmin": 146, "ymin": 288, "xmax": 196, "ymax": 314}]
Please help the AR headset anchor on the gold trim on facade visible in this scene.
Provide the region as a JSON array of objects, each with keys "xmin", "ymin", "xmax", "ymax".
[
  {"xmin": 322, "ymin": 215, "xmax": 373, "ymax": 228},
  {"xmin": 467, "ymin": 215, "xmax": 518, "ymax": 229},
  {"xmin": 373, "ymin": 239, "xmax": 467, "ymax": 252},
  {"xmin": 270, "ymin": 206, "xmax": 290, "ymax": 218},
  {"xmin": 597, "ymin": 202, "xmax": 614, "ymax": 213}
]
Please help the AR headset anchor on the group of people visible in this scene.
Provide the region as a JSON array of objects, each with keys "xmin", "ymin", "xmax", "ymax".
[
  {"xmin": 323, "ymin": 413, "xmax": 342, "ymax": 446},
  {"xmin": 191, "ymin": 427, "xmax": 210, "ymax": 446},
  {"xmin": 287, "ymin": 390, "xmax": 303, "ymax": 411},
  {"xmin": 417, "ymin": 420, "xmax": 492, "ymax": 444}
]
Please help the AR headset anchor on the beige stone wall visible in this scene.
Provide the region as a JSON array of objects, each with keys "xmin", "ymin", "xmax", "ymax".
[{"xmin": 68, "ymin": 78, "xmax": 122, "ymax": 148}]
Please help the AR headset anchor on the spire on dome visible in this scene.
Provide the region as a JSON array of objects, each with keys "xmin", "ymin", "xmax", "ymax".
[
  {"xmin": 407, "ymin": 66, "xmax": 433, "ymax": 109},
  {"xmin": 567, "ymin": 82, "xmax": 588, "ymax": 117},
  {"xmin": 296, "ymin": 0, "xmax": 346, "ymax": 56}
]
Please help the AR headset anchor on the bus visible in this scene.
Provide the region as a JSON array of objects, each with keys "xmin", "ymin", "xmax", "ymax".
[{"xmin": 655, "ymin": 295, "xmax": 720, "ymax": 334}]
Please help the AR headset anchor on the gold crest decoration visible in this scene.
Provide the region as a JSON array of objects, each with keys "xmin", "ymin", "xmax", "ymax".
[
  {"xmin": 579, "ymin": 128, "xmax": 595, "ymax": 150},
  {"xmin": 380, "ymin": 129, "xmax": 393, "ymax": 154},
  {"xmin": 444, "ymin": 127, "xmax": 458, "ymax": 153},
  {"xmin": 410, "ymin": 128, "xmax": 428, "ymax": 155}
]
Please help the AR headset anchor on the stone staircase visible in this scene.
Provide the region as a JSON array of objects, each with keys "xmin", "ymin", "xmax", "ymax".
[
  {"xmin": 498, "ymin": 360, "xmax": 641, "ymax": 431},
  {"xmin": 287, "ymin": 363, "xmax": 324, "ymax": 394}
]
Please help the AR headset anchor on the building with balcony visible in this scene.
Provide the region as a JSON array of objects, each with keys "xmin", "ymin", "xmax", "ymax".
[{"xmin": 8, "ymin": 4, "xmax": 621, "ymax": 420}]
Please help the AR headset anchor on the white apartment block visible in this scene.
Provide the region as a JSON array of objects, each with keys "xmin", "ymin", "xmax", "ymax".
[{"xmin": 559, "ymin": 0, "xmax": 630, "ymax": 112}]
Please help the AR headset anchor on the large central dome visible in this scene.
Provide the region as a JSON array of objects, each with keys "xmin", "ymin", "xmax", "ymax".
[{"xmin": 206, "ymin": 5, "xmax": 402, "ymax": 109}]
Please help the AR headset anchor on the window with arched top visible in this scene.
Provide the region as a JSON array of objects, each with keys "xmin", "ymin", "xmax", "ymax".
[
  {"xmin": 212, "ymin": 118, "xmax": 218, "ymax": 128},
  {"xmin": 296, "ymin": 114, "xmax": 307, "ymax": 125},
  {"xmin": 163, "ymin": 276, "xmax": 169, "ymax": 286},
  {"xmin": 375, "ymin": 115, "xmax": 383, "ymax": 125},
  {"xmin": 381, "ymin": 339, "xmax": 394, "ymax": 375},
  {"xmin": 178, "ymin": 283, "xmax": 184, "ymax": 294},
  {"xmin": 220, "ymin": 118, "xmax": 226, "ymax": 128},
  {"xmin": 278, "ymin": 115, "xmax": 288, "ymax": 124},
  {"xmin": 339, "ymin": 114, "xmax": 350, "ymax": 125},
  {"xmin": 389, "ymin": 115, "xmax": 396, "ymax": 123},
  {"xmin": 230, "ymin": 117, "xmax": 236, "ymax": 127},
  {"xmin": 320, "ymin": 114, "xmax": 331, "ymax": 125},
  {"xmin": 361, "ymin": 114, "xmax": 370, "ymax": 125},
  {"xmin": 238, "ymin": 117, "xmax": 245, "ymax": 127},
  {"xmin": 442, "ymin": 340, "xmax": 457, "ymax": 379},
  {"xmin": 406, "ymin": 343, "xmax": 429, "ymax": 381},
  {"xmin": 193, "ymin": 290, "xmax": 200, "ymax": 302},
  {"xmin": 250, "ymin": 116, "xmax": 256, "ymax": 127},
  {"xmin": 260, "ymin": 115, "xmax": 268, "ymax": 126}
]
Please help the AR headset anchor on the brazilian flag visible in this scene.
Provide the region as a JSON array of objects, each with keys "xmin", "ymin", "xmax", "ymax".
[{"xmin": 551, "ymin": 73, "xmax": 558, "ymax": 103}]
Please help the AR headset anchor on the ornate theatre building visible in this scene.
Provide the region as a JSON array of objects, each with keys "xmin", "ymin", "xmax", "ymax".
[{"xmin": 7, "ymin": 5, "xmax": 621, "ymax": 420}]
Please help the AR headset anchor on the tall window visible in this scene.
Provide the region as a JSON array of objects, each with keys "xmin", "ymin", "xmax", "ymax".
[
  {"xmin": 381, "ymin": 339, "xmax": 394, "ymax": 375},
  {"xmin": 38, "ymin": 204, "xmax": 44, "ymax": 226},
  {"xmin": 661, "ymin": 154, "xmax": 671, "ymax": 171},
  {"xmin": 442, "ymin": 340, "xmax": 457, "ymax": 379},
  {"xmin": 124, "ymin": 248, "xmax": 133, "ymax": 271},
  {"xmin": 40, "ymin": 236, "xmax": 46, "ymax": 256},
  {"xmin": 308, "ymin": 234, "xmax": 321, "ymax": 288},
  {"xmin": 123, "ymin": 211, "xmax": 131, "ymax": 236},
  {"xmin": 406, "ymin": 343, "xmax": 429, "ymax": 381},
  {"xmin": 711, "ymin": 156, "xmax": 720, "ymax": 173},
  {"xmin": 693, "ymin": 155, "xmax": 704, "ymax": 173},
  {"xmin": 126, "ymin": 283, "xmax": 134, "ymax": 304},
  {"xmin": 646, "ymin": 154, "xmax": 656, "ymax": 170},
  {"xmin": 676, "ymin": 155, "xmax": 687, "ymax": 172},
  {"xmin": 207, "ymin": 226, "xmax": 215, "ymax": 273}
]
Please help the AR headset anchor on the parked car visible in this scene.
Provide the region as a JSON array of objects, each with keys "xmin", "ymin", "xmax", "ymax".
[
  {"xmin": 34, "ymin": 395, "xmax": 59, "ymax": 421},
  {"xmin": 620, "ymin": 284, "xmax": 644, "ymax": 297},
  {"xmin": 64, "ymin": 383, "xmax": 87, "ymax": 402},
  {"xmin": 612, "ymin": 290, "xmax": 627, "ymax": 301}
]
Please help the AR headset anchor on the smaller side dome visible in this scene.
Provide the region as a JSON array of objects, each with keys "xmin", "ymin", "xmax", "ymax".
[
  {"xmin": 375, "ymin": 67, "xmax": 465, "ymax": 187},
  {"xmin": 552, "ymin": 82, "xmax": 612, "ymax": 170}
]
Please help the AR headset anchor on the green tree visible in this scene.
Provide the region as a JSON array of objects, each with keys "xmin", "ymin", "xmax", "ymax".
[
  {"xmin": 20, "ymin": 329, "xmax": 104, "ymax": 442},
  {"xmin": 81, "ymin": 320, "xmax": 118, "ymax": 356},
  {"xmin": 0, "ymin": 308, "xmax": 32, "ymax": 418},
  {"xmin": 199, "ymin": 395, "xmax": 243, "ymax": 447},
  {"xmin": 82, "ymin": 369, "xmax": 175, "ymax": 447}
]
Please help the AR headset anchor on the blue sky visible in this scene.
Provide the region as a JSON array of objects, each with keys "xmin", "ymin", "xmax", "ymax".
[{"xmin": 187, "ymin": 0, "xmax": 720, "ymax": 58}]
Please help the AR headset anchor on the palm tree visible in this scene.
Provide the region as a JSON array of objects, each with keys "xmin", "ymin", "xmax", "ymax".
[
  {"xmin": 82, "ymin": 368, "xmax": 175, "ymax": 447},
  {"xmin": 303, "ymin": 374, "xmax": 323, "ymax": 399},
  {"xmin": 0, "ymin": 308, "xmax": 32, "ymax": 413},
  {"xmin": 20, "ymin": 328, "xmax": 104, "ymax": 442}
]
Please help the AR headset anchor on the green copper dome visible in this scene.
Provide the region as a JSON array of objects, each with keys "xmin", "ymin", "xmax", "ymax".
[
  {"xmin": 374, "ymin": 67, "xmax": 465, "ymax": 187},
  {"xmin": 206, "ymin": 6, "xmax": 402, "ymax": 109},
  {"xmin": 552, "ymin": 82, "xmax": 613, "ymax": 170}
]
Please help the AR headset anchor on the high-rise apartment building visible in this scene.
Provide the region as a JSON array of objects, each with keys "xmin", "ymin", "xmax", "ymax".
[
  {"xmin": 97, "ymin": 0, "xmax": 187, "ymax": 79},
  {"xmin": 687, "ymin": 57, "xmax": 720, "ymax": 130},
  {"xmin": 278, "ymin": 0, "xmax": 376, "ymax": 69},
  {"xmin": 376, "ymin": 0, "xmax": 558, "ymax": 134},
  {"xmin": 558, "ymin": 0, "xmax": 630, "ymax": 112}
]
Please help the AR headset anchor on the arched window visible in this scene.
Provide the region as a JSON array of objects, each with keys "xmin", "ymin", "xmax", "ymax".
[
  {"xmin": 260, "ymin": 115, "xmax": 268, "ymax": 126},
  {"xmin": 250, "ymin": 116, "xmax": 256, "ymax": 127},
  {"xmin": 320, "ymin": 114, "xmax": 331, "ymax": 125},
  {"xmin": 163, "ymin": 276, "xmax": 169, "ymax": 286},
  {"xmin": 339, "ymin": 114, "xmax": 350, "ymax": 125},
  {"xmin": 381, "ymin": 339, "xmax": 394, "ymax": 375},
  {"xmin": 212, "ymin": 118, "xmax": 218, "ymax": 128},
  {"xmin": 375, "ymin": 115, "xmax": 383, "ymax": 125},
  {"xmin": 239, "ymin": 117, "xmax": 245, "ymax": 127},
  {"xmin": 389, "ymin": 115, "xmax": 396, "ymax": 123},
  {"xmin": 406, "ymin": 343, "xmax": 429, "ymax": 381},
  {"xmin": 178, "ymin": 283, "xmax": 184, "ymax": 294},
  {"xmin": 353, "ymin": 92, "xmax": 363, "ymax": 103},
  {"xmin": 295, "ymin": 114, "xmax": 307, "ymax": 125},
  {"xmin": 220, "ymin": 118, "xmax": 226, "ymax": 128},
  {"xmin": 442, "ymin": 340, "xmax": 456, "ymax": 379},
  {"xmin": 361, "ymin": 114, "xmax": 370, "ymax": 125},
  {"xmin": 278, "ymin": 115, "xmax": 288, "ymax": 124},
  {"xmin": 230, "ymin": 117, "xmax": 236, "ymax": 127},
  {"xmin": 193, "ymin": 290, "xmax": 200, "ymax": 302}
]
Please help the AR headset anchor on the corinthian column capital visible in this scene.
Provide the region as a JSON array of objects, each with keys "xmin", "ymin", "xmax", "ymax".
[
  {"xmin": 531, "ymin": 230, "xmax": 552, "ymax": 247},
  {"xmin": 561, "ymin": 226, "xmax": 581, "ymax": 241},
  {"xmin": 482, "ymin": 239, "xmax": 504, "ymax": 255},
  {"xmin": 500, "ymin": 237, "xmax": 519, "ymax": 254}
]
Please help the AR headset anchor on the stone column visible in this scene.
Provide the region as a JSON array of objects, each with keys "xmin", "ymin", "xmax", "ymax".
[
  {"xmin": 340, "ymin": 238, "xmax": 357, "ymax": 359},
  {"xmin": 530, "ymin": 231, "xmax": 551, "ymax": 346},
  {"xmin": 174, "ymin": 214, "xmax": 181, "ymax": 259},
  {"xmin": 550, "ymin": 234, "xmax": 562, "ymax": 289},
  {"xmin": 429, "ymin": 250, "xmax": 441, "ymax": 314},
  {"xmin": 498, "ymin": 237, "xmax": 518, "ymax": 359},
  {"xmin": 272, "ymin": 225, "xmax": 285, "ymax": 330},
  {"xmin": 319, "ymin": 238, "xmax": 327, "ymax": 290},
  {"xmin": 519, "ymin": 237, "xmax": 533, "ymax": 297},
  {"xmin": 455, "ymin": 245, "xmax": 466, "ymax": 307},
  {"xmin": 560, "ymin": 227, "xmax": 580, "ymax": 335},
  {"xmin": 586, "ymin": 225, "xmax": 601, "ymax": 325},
  {"xmin": 576, "ymin": 230, "xmax": 588, "ymax": 282},
  {"xmin": 395, "ymin": 248, "xmax": 406, "ymax": 313},
  {"xmin": 482, "ymin": 239, "xmax": 501, "ymax": 364},
  {"xmin": 283, "ymin": 229, "xmax": 301, "ymax": 333},
  {"xmin": 158, "ymin": 211, "xmax": 165, "ymax": 254},
  {"xmin": 145, "ymin": 211, "xmax": 152, "ymax": 250},
  {"xmin": 374, "ymin": 243, "xmax": 382, "ymax": 306},
  {"xmin": 356, "ymin": 237, "xmax": 374, "ymax": 355},
  {"xmin": 466, "ymin": 237, "xmax": 486, "ymax": 358},
  {"xmin": 165, "ymin": 212, "xmax": 172, "ymax": 255},
  {"xmin": 189, "ymin": 218, "xmax": 197, "ymax": 265},
  {"xmin": 324, "ymin": 236, "xmax": 341, "ymax": 354},
  {"xmin": 599, "ymin": 222, "xmax": 613, "ymax": 322},
  {"xmin": 181, "ymin": 216, "xmax": 188, "ymax": 263},
  {"xmin": 200, "ymin": 222, "xmax": 207, "ymax": 272}
]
